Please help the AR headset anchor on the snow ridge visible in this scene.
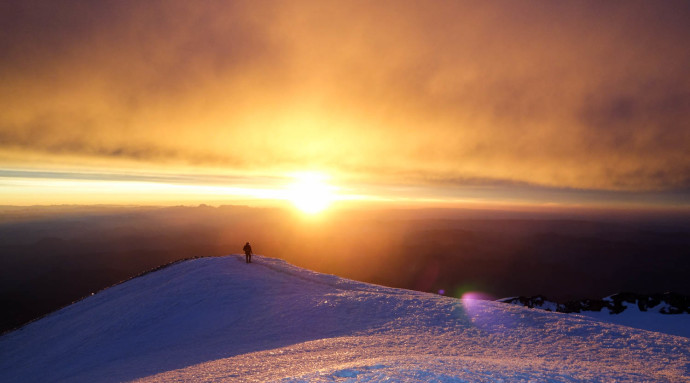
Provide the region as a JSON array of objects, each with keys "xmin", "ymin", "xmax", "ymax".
[{"xmin": 1, "ymin": 255, "xmax": 689, "ymax": 382}]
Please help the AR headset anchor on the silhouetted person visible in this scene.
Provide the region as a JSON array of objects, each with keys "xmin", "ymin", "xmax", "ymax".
[{"xmin": 243, "ymin": 242, "xmax": 252, "ymax": 263}]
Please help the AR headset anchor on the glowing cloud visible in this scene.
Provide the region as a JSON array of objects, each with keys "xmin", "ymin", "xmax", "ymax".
[{"xmin": 1, "ymin": 1, "xmax": 689, "ymax": 206}]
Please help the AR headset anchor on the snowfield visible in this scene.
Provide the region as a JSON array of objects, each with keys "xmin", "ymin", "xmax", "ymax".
[
  {"xmin": 499, "ymin": 295, "xmax": 690, "ymax": 338},
  {"xmin": 1, "ymin": 255, "xmax": 688, "ymax": 382}
]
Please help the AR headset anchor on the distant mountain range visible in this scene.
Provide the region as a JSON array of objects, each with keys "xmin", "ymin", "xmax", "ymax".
[{"xmin": 499, "ymin": 292, "xmax": 690, "ymax": 314}]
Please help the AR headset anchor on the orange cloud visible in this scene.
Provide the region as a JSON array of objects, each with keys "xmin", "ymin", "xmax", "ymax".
[{"xmin": 1, "ymin": 1, "xmax": 689, "ymax": 193}]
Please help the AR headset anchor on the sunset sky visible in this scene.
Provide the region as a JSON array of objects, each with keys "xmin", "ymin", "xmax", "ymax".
[{"xmin": 1, "ymin": 1, "xmax": 689, "ymax": 210}]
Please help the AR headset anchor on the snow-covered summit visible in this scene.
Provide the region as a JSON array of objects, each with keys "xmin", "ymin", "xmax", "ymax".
[{"xmin": 1, "ymin": 255, "xmax": 689, "ymax": 382}]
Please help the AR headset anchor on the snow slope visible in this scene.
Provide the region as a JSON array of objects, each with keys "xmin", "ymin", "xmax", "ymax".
[
  {"xmin": 498, "ymin": 294, "xmax": 690, "ymax": 338},
  {"xmin": 1, "ymin": 255, "xmax": 689, "ymax": 382},
  {"xmin": 579, "ymin": 307, "xmax": 690, "ymax": 338}
]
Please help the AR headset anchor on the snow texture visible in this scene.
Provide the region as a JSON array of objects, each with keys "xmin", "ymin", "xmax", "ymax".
[{"xmin": 1, "ymin": 255, "xmax": 689, "ymax": 382}]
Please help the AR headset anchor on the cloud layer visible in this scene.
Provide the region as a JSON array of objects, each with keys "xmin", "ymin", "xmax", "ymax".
[{"xmin": 1, "ymin": 1, "xmax": 689, "ymax": 192}]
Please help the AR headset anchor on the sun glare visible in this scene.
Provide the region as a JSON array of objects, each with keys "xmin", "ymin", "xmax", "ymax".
[{"xmin": 286, "ymin": 172, "xmax": 336, "ymax": 214}]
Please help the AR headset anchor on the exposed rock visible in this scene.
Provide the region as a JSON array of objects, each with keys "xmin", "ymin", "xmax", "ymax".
[{"xmin": 498, "ymin": 292, "xmax": 690, "ymax": 315}]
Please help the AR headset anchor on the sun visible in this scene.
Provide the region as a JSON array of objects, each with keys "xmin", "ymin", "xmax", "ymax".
[{"xmin": 286, "ymin": 172, "xmax": 336, "ymax": 214}]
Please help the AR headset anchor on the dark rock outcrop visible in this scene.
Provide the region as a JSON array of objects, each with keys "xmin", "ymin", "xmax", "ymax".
[{"xmin": 499, "ymin": 292, "xmax": 690, "ymax": 315}]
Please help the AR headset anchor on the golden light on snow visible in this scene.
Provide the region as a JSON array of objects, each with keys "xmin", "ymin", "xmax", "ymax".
[{"xmin": 285, "ymin": 172, "xmax": 337, "ymax": 214}]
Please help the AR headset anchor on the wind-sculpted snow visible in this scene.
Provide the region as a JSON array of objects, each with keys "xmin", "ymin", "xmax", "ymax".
[{"xmin": 1, "ymin": 256, "xmax": 689, "ymax": 382}]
